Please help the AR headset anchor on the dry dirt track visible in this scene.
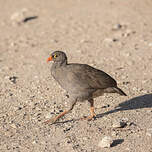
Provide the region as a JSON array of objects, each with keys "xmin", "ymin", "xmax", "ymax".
[{"xmin": 0, "ymin": 0, "xmax": 152, "ymax": 151}]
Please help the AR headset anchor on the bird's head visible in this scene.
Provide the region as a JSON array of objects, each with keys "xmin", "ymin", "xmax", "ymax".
[{"xmin": 47, "ymin": 51, "xmax": 67, "ymax": 64}]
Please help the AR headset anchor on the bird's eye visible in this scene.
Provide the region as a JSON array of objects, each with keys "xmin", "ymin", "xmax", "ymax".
[{"xmin": 53, "ymin": 54, "xmax": 58, "ymax": 58}]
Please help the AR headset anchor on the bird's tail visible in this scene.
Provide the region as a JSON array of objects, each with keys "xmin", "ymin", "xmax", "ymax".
[
  {"xmin": 104, "ymin": 87, "xmax": 127, "ymax": 96},
  {"xmin": 114, "ymin": 87, "xmax": 127, "ymax": 96}
]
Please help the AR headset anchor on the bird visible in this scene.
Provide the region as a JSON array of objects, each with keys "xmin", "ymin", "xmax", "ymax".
[{"xmin": 46, "ymin": 51, "xmax": 127, "ymax": 124}]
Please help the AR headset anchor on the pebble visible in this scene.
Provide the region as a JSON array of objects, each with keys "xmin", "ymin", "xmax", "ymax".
[
  {"xmin": 9, "ymin": 76, "xmax": 18, "ymax": 84},
  {"xmin": 10, "ymin": 8, "xmax": 37, "ymax": 25},
  {"xmin": 111, "ymin": 131, "xmax": 118, "ymax": 136},
  {"xmin": 132, "ymin": 87, "xmax": 138, "ymax": 91},
  {"xmin": 122, "ymin": 81, "xmax": 130, "ymax": 85},
  {"xmin": 103, "ymin": 38, "xmax": 113, "ymax": 43},
  {"xmin": 112, "ymin": 24, "xmax": 122, "ymax": 30},
  {"xmin": 123, "ymin": 29, "xmax": 136, "ymax": 37},
  {"xmin": 98, "ymin": 136, "xmax": 113, "ymax": 148},
  {"xmin": 10, "ymin": 123, "xmax": 17, "ymax": 129},
  {"xmin": 123, "ymin": 29, "xmax": 131, "ymax": 37},
  {"xmin": 10, "ymin": 42, "xmax": 17, "ymax": 47},
  {"xmin": 80, "ymin": 39, "xmax": 90, "ymax": 43},
  {"xmin": 103, "ymin": 38, "xmax": 118, "ymax": 46},
  {"xmin": 32, "ymin": 140, "xmax": 37, "ymax": 144},
  {"xmin": 112, "ymin": 119, "xmax": 127, "ymax": 128},
  {"xmin": 11, "ymin": 8, "xmax": 28, "ymax": 24}
]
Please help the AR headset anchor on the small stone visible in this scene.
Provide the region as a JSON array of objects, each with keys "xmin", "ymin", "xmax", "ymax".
[
  {"xmin": 98, "ymin": 136, "xmax": 113, "ymax": 148},
  {"xmin": 32, "ymin": 140, "xmax": 37, "ymax": 144},
  {"xmin": 11, "ymin": 9, "xmax": 28, "ymax": 24},
  {"xmin": 50, "ymin": 39, "xmax": 58, "ymax": 43},
  {"xmin": 146, "ymin": 128, "xmax": 152, "ymax": 137},
  {"xmin": 101, "ymin": 104, "xmax": 110, "ymax": 108},
  {"xmin": 122, "ymin": 81, "xmax": 130, "ymax": 85},
  {"xmin": 18, "ymin": 107, "xmax": 22, "ymax": 110},
  {"xmin": 111, "ymin": 131, "xmax": 118, "ymax": 136},
  {"xmin": 103, "ymin": 38, "xmax": 118, "ymax": 47},
  {"xmin": 112, "ymin": 24, "xmax": 122, "ymax": 30},
  {"xmin": 10, "ymin": 8, "xmax": 37, "ymax": 25},
  {"xmin": 113, "ymin": 38, "xmax": 119, "ymax": 42},
  {"xmin": 123, "ymin": 29, "xmax": 135, "ymax": 37},
  {"xmin": 10, "ymin": 42, "xmax": 17, "ymax": 47},
  {"xmin": 112, "ymin": 120, "xmax": 127, "ymax": 128},
  {"xmin": 10, "ymin": 123, "xmax": 17, "ymax": 129},
  {"xmin": 80, "ymin": 39, "xmax": 90, "ymax": 43},
  {"xmin": 9, "ymin": 93, "xmax": 13, "ymax": 96},
  {"xmin": 103, "ymin": 38, "xmax": 113, "ymax": 43},
  {"xmin": 123, "ymin": 52, "xmax": 131, "ymax": 57},
  {"xmin": 9, "ymin": 76, "xmax": 18, "ymax": 84}
]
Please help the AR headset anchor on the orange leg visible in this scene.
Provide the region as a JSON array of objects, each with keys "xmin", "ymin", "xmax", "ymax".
[
  {"xmin": 44, "ymin": 100, "xmax": 76, "ymax": 124},
  {"xmin": 44, "ymin": 110, "xmax": 69, "ymax": 124},
  {"xmin": 81, "ymin": 98, "xmax": 96, "ymax": 121}
]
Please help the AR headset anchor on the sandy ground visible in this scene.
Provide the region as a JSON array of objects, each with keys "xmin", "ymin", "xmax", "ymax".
[{"xmin": 0, "ymin": 0, "xmax": 152, "ymax": 151}]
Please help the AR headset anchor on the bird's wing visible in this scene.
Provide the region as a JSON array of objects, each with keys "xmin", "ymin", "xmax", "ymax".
[{"xmin": 67, "ymin": 64, "xmax": 117, "ymax": 90}]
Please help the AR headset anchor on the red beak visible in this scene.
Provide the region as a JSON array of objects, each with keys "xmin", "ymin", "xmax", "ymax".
[{"xmin": 47, "ymin": 56, "xmax": 53, "ymax": 63}]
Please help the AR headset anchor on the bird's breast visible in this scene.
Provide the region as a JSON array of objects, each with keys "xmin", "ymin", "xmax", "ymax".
[{"xmin": 51, "ymin": 67, "xmax": 69, "ymax": 90}]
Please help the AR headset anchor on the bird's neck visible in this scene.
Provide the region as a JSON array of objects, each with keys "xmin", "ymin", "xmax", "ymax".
[{"xmin": 53, "ymin": 60, "xmax": 68, "ymax": 68}]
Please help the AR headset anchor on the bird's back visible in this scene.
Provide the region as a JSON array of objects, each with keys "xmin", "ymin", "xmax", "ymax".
[{"xmin": 51, "ymin": 63, "xmax": 117, "ymax": 94}]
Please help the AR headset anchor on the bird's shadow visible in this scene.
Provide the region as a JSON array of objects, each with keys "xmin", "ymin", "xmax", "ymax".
[
  {"xmin": 53, "ymin": 94, "xmax": 152, "ymax": 124},
  {"xmin": 96, "ymin": 93, "xmax": 152, "ymax": 118}
]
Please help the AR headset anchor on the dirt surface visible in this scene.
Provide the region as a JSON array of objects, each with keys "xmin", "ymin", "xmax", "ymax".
[{"xmin": 0, "ymin": 0, "xmax": 152, "ymax": 151}]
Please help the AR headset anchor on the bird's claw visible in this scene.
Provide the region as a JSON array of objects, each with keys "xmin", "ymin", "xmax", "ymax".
[
  {"xmin": 80, "ymin": 114, "xmax": 96, "ymax": 121},
  {"xmin": 44, "ymin": 118, "xmax": 57, "ymax": 124}
]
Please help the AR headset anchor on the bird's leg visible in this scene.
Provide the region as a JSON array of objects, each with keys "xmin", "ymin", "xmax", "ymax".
[
  {"xmin": 81, "ymin": 98, "xmax": 96, "ymax": 121},
  {"xmin": 44, "ymin": 100, "xmax": 76, "ymax": 124},
  {"xmin": 88, "ymin": 98, "xmax": 96, "ymax": 120}
]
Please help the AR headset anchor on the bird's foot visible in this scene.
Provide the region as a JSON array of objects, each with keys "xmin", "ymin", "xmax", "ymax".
[
  {"xmin": 44, "ymin": 117, "xmax": 57, "ymax": 124},
  {"xmin": 80, "ymin": 113, "xmax": 96, "ymax": 121},
  {"xmin": 44, "ymin": 110, "xmax": 68, "ymax": 124}
]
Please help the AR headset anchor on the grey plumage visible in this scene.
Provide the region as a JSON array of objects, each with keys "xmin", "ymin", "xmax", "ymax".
[{"xmin": 45, "ymin": 51, "xmax": 127, "ymax": 124}]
